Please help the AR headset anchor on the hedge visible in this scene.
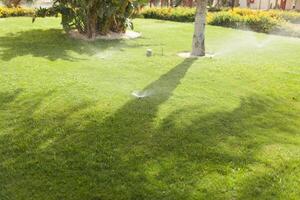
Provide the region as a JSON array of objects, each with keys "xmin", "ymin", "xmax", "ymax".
[
  {"xmin": 0, "ymin": 7, "xmax": 34, "ymax": 18},
  {"xmin": 142, "ymin": 7, "xmax": 196, "ymax": 22},
  {"xmin": 141, "ymin": 7, "xmax": 300, "ymax": 34},
  {"xmin": 207, "ymin": 10, "xmax": 281, "ymax": 33}
]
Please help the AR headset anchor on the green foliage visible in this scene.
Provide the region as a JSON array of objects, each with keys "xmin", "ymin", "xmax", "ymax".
[
  {"xmin": 229, "ymin": 8, "xmax": 300, "ymax": 24},
  {"xmin": 207, "ymin": 10, "xmax": 281, "ymax": 33},
  {"xmin": 0, "ymin": 6, "xmax": 34, "ymax": 17},
  {"xmin": 268, "ymin": 10, "xmax": 300, "ymax": 23},
  {"xmin": 35, "ymin": 0, "xmax": 137, "ymax": 37},
  {"xmin": 142, "ymin": 7, "xmax": 196, "ymax": 22},
  {"xmin": 244, "ymin": 14, "xmax": 280, "ymax": 33},
  {"xmin": 207, "ymin": 11, "xmax": 242, "ymax": 28},
  {"xmin": 140, "ymin": 7, "xmax": 300, "ymax": 35}
]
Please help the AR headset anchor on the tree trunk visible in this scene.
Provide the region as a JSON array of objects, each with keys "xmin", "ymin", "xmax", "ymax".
[
  {"xmin": 212, "ymin": 0, "xmax": 220, "ymax": 8},
  {"xmin": 86, "ymin": 11, "xmax": 98, "ymax": 39},
  {"xmin": 191, "ymin": 0, "xmax": 207, "ymax": 57},
  {"xmin": 231, "ymin": 0, "xmax": 239, "ymax": 9},
  {"xmin": 275, "ymin": 0, "xmax": 280, "ymax": 8},
  {"xmin": 5, "ymin": 0, "xmax": 22, "ymax": 7},
  {"xmin": 234, "ymin": 0, "xmax": 239, "ymax": 6},
  {"xmin": 267, "ymin": 0, "xmax": 271, "ymax": 9}
]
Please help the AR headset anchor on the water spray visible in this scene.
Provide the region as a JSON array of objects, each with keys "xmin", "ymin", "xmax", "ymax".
[{"xmin": 131, "ymin": 90, "xmax": 152, "ymax": 99}]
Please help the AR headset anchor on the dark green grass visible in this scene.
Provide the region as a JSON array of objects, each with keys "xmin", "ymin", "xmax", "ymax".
[{"xmin": 0, "ymin": 17, "xmax": 300, "ymax": 200}]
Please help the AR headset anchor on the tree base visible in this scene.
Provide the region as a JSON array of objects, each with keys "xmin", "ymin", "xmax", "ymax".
[
  {"xmin": 177, "ymin": 52, "xmax": 215, "ymax": 59},
  {"xmin": 69, "ymin": 30, "xmax": 141, "ymax": 41}
]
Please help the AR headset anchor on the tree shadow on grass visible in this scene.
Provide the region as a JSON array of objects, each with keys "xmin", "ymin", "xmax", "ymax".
[
  {"xmin": 0, "ymin": 89, "xmax": 23, "ymax": 104},
  {"xmin": 0, "ymin": 29, "xmax": 149, "ymax": 61},
  {"xmin": 238, "ymin": 159, "xmax": 300, "ymax": 199},
  {"xmin": 0, "ymin": 59, "xmax": 299, "ymax": 199}
]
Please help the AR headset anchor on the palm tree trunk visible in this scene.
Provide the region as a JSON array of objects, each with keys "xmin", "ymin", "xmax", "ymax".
[
  {"xmin": 191, "ymin": 0, "xmax": 207, "ymax": 56},
  {"xmin": 235, "ymin": 0, "xmax": 239, "ymax": 6},
  {"xmin": 212, "ymin": 0, "xmax": 220, "ymax": 8},
  {"xmin": 5, "ymin": 0, "xmax": 22, "ymax": 7},
  {"xmin": 296, "ymin": 0, "xmax": 300, "ymax": 11},
  {"xmin": 86, "ymin": 11, "xmax": 98, "ymax": 39}
]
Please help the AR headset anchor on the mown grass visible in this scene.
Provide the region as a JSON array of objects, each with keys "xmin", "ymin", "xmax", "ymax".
[{"xmin": 0, "ymin": 17, "xmax": 300, "ymax": 200}]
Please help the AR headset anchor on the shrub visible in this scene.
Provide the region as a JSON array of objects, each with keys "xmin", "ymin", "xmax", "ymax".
[
  {"xmin": 244, "ymin": 13, "xmax": 280, "ymax": 33},
  {"xmin": 231, "ymin": 8, "xmax": 300, "ymax": 23},
  {"xmin": 142, "ymin": 7, "xmax": 195, "ymax": 22},
  {"xmin": 268, "ymin": 10, "xmax": 300, "ymax": 23},
  {"xmin": 231, "ymin": 8, "xmax": 257, "ymax": 16},
  {"xmin": 141, "ymin": 7, "xmax": 284, "ymax": 33},
  {"xmin": 207, "ymin": 11, "xmax": 242, "ymax": 28},
  {"xmin": 34, "ymin": 0, "xmax": 135, "ymax": 38},
  {"xmin": 0, "ymin": 6, "xmax": 34, "ymax": 18},
  {"xmin": 208, "ymin": 10, "xmax": 281, "ymax": 33}
]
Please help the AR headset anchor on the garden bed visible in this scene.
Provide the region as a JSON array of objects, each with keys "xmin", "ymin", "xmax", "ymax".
[{"xmin": 141, "ymin": 7, "xmax": 300, "ymax": 37}]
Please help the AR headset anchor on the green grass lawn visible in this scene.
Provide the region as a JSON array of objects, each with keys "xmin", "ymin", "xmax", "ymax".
[{"xmin": 0, "ymin": 17, "xmax": 300, "ymax": 200}]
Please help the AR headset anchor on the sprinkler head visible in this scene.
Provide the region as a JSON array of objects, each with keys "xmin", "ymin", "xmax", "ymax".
[
  {"xmin": 131, "ymin": 90, "xmax": 152, "ymax": 99},
  {"xmin": 146, "ymin": 49, "xmax": 152, "ymax": 57},
  {"xmin": 206, "ymin": 53, "xmax": 215, "ymax": 59}
]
